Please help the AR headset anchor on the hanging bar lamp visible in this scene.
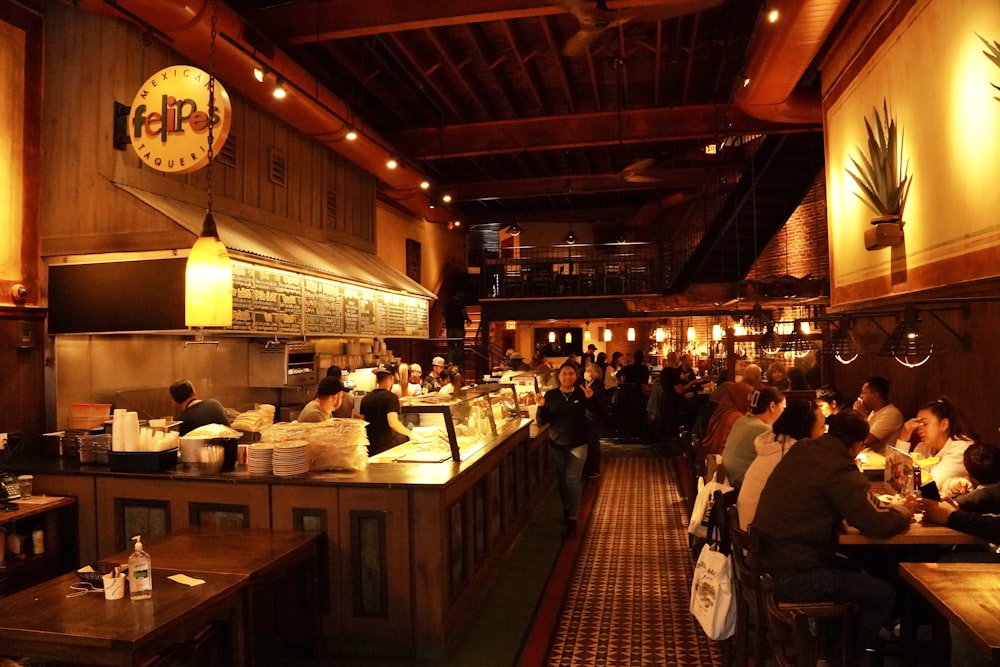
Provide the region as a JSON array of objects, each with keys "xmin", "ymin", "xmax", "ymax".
[{"xmin": 186, "ymin": 0, "xmax": 232, "ymax": 328}]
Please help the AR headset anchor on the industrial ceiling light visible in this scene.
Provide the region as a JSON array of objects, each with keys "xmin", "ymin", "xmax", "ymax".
[
  {"xmin": 186, "ymin": 0, "xmax": 232, "ymax": 328},
  {"xmin": 878, "ymin": 307, "xmax": 935, "ymax": 368},
  {"xmin": 742, "ymin": 303, "xmax": 771, "ymax": 335},
  {"xmin": 822, "ymin": 317, "xmax": 861, "ymax": 365},
  {"xmin": 756, "ymin": 323, "xmax": 782, "ymax": 355},
  {"xmin": 781, "ymin": 320, "xmax": 816, "ymax": 358},
  {"xmin": 506, "ymin": 223, "xmax": 522, "ymax": 237}
]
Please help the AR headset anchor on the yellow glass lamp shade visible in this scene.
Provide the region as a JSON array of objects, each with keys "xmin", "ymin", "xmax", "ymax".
[{"xmin": 185, "ymin": 213, "xmax": 233, "ymax": 327}]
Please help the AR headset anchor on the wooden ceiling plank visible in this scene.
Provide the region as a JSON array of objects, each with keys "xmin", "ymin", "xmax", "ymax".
[
  {"xmin": 447, "ymin": 169, "xmax": 713, "ymax": 201},
  {"xmin": 499, "ymin": 20, "xmax": 547, "ymax": 114},
  {"xmin": 393, "ymin": 106, "xmax": 816, "ymax": 159},
  {"xmin": 319, "ymin": 41, "xmax": 422, "ymax": 127},
  {"xmin": 424, "ymin": 28, "xmax": 491, "ymax": 118},
  {"xmin": 540, "ymin": 16, "xmax": 576, "ymax": 114},
  {"xmin": 386, "ymin": 32, "xmax": 466, "ymax": 122},
  {"xmin": 465, "ymin": 23, "xmax": 520, "ymax": 117}
]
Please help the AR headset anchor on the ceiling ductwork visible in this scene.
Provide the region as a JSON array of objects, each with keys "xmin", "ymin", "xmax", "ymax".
[
  {"xmin": 733, "ymin": 0, "xmax": 853, "ymax": 124},
  {"xmin": 62, "ymin": 0, "xmax": 448, "ymax": 223}
]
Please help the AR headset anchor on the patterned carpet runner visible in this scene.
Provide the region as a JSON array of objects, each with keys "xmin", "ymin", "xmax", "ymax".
[{"xmin": 544, "ymin": 447, "xmax": 722, "ymax": 666}]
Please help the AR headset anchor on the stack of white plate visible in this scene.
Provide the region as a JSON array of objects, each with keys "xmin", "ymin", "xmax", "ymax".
[
  {"xmin": 272, "ymin": 440, "xmax": 310, "ymax": 477},
  {"xmin": 247, "ymin": 443, "xmax": 274, "ymax": 475}
]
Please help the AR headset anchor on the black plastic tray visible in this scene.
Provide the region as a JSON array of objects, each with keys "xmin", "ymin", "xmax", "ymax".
[{"xmin": 107, "ymin": 447, "xmax": 179, "ymax": 472}]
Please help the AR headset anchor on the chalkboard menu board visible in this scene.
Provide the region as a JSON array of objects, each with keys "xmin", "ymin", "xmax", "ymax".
[{"xmin": 227, "ymin": 261, "xmax": 424, "ymax": 338}]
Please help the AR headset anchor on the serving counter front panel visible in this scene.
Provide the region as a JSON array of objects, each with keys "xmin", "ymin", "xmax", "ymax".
[{"xmin": 27, "ymin": 421, "xmax": 552, "ymax": 659}]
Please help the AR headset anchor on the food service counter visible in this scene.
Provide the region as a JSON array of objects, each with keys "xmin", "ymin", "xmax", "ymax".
[{"xmin": 10, "ymin": 421, "xmax": 552, "ymax": 660}]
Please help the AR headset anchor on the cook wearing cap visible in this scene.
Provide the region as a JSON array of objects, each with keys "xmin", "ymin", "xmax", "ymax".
[
  {"xmin": 297, "ymin": 377, "xmax": 345, "ymax": 423},
  {"xmin": 361, "ymin": 368, "xmax": 412, "ymax": 455},
  {"xmin": 423, "ymin": 356, "xmax": 447, "ymax": 393}
]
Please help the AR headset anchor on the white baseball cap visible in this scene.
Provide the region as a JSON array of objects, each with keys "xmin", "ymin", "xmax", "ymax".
[{"xmin": 432, "ymin": 356, "xmax": 446, "ymax": 366}]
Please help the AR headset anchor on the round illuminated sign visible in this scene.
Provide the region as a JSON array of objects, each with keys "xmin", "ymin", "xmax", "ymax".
[{"xmin": 127, "ymin": 66, "xmax": 232, "ymax": 174}]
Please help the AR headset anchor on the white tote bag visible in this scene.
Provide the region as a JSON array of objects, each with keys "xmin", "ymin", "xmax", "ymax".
[
  {"xmin": 687, "ymin": 473, "xmax": 733, "ymax": 539},
  {"xmin": 689, "ymin": 542, "xmax": 737, "ymax": 640}
]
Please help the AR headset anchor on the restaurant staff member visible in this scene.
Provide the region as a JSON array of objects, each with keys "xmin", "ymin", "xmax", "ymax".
[
  {"xmin": 360, "ymin": 369, "xmax": 412, "ymax": 456},
  {"xmin": 325, "ymin": 366, "xmax": 355, "ymax": 418},
  {"xmin": 297, "ymin": 377, "xmax": 344, "ymax": 423},
  {"xmin": 169, "ymin": 379, "xmax": 231, "ymax": 436}
]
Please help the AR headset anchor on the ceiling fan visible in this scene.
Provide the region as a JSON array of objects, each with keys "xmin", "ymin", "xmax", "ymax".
[{"xmin": 553, "ymin": 0, "xmax": 726, "ymax": 57}]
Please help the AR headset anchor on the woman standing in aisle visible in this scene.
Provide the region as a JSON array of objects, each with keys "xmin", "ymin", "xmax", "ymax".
[{"xmin": 536, "ymin": 362, "xmax": 596, "ymax": 538}]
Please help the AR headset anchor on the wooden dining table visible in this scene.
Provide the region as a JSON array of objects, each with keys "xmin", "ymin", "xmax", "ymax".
[
  {"xmin": 0, "ymin": 568, "xmax": 247, "ymax": 666},
  {"xmin": 900, "ymin": 562, "xmax": 1000, "ymax": 662},
  {"xmin": 0, "ymin": 528, "xmax": 323, "ymax": 666}
]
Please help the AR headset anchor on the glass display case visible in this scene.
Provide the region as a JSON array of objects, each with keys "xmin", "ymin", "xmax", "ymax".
[
  {"xmin": 499, "ymin": 369, "xmax": 559, "ymax": 417},
  {"xmin": 374, "ymin": 385, "xmax": 524, "ymax": 463}
]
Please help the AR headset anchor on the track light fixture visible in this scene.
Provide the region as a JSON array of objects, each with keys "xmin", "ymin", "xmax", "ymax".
[
  {"xmin": 272, "ymin": 79, "xmax": 287, "ymax": 99},
  {"xmin": 420, "ymin": 180, "xmax": 430, "ymax": 190},
  {"xmin": 386, "ymin": 156, "xmax": 398, "ymax": 169},
  {"xmin": 345, "ymin": 128, "xmax": 358, "ymax": 141},
  {"xmin": 253, "ymin": 65, "xmax": 266, "ymax": 83}
]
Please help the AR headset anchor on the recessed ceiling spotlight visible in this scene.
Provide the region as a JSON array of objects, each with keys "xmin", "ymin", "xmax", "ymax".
[
  {"xmin": 420, "ymin": 180, "xmax": 430, "ymax": 190},
  {"xmin": 767, "ymin": 8, "xmax": 779, "ymax": 23},
  {"xmin": 441, "ymin": 194, "xmax": 452, "ymax": 203},
  {"xmin": 386, "ymin": 157, "xmax": 398, "ymax": 169},
  {"xmin": 345, "ymin": 128, "xmax": 358, "ymax": 141}
]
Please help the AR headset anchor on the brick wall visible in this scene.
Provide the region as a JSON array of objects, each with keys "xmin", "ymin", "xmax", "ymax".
[{"xmin": 747, "ymin": 173, "xmax": 828, "ymax": 280}]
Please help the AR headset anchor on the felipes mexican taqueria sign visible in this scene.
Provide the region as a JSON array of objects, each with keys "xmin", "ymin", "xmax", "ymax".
[{"xmin": 128, "ymin": 66, "xmax": 232, "ymax": 173}]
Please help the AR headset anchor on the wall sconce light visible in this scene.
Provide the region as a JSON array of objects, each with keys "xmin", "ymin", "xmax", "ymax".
[
  {"xmin": 506, "ymin": 223, "xmax": 522, "ymax": 237},
  {"xmin": 548, "ymin": 331, "xmax": 556, "ymax": 344},
  {"xmin": 781, "ymin": 320, "xmax": 816, "ymax": 358},
  {"xmin": 627, "ymin": 327, "xmax": 636, "ymax": 342},
  {"xmin": 878, "ymin": 307, "xmax": 935, "ymax": 367},
  {"xmin": 822, "ymin": 317, "xmax": 861, "ymax": 365},
  {"xmin": 757, "ymin": 323, "xmax": 783, "ymax": 355}
]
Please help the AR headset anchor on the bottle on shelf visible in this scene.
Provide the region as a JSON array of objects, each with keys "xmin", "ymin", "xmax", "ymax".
[{"xmin": 128, "ymin": 534, "xmax": 152, "ymax": 600}]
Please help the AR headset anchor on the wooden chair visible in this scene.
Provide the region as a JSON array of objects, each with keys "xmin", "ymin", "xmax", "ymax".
[
  {"xmin": 725, "ymin": 504, "xmax": 768, "ymax": 667},
  {"xmin": 751, "ymin": 542, "xmax": 857, "ymax": 667}
]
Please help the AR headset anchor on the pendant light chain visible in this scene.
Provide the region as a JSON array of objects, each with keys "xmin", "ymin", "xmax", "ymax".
[{"xmin": 207, "ymin": 0, "xmax": 217, "ymax": 214}]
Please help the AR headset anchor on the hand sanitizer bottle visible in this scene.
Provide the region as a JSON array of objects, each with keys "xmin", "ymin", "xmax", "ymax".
[{"xmin": 128, "ymin": 534, "xmax": 152, "ymax": 600}]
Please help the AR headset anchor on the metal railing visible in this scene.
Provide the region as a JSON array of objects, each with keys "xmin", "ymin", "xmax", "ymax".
[{"xmin": 481, "ymin": 242, "xmax": 661, "ymax": 298}]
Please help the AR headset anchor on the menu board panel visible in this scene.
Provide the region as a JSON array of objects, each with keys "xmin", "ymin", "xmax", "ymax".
[{"xmin": 228, "ymin": 260, "xmax": 427, "ymax": 338}]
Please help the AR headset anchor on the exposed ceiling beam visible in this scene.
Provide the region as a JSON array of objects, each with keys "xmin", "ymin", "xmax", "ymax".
[
  {"xmin": 253, "ymin": 0, "xmax": 689, "ymax": 44},
  {"xmin": 393, "ymin": 105, "xmax": 818, "ymax": 159},
  {"xmin": 447, "ymin": 170, "xmax": 717, "ymax": 201}
]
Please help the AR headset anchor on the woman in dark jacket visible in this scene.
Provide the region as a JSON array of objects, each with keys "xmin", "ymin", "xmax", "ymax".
[{"xmin": 536, "ymin": 361, "xmax": 595, "ymax": 538}]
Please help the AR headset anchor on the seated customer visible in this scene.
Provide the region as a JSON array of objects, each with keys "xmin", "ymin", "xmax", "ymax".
[
  {"xmin": 895, "ymin": 396, "xmax": 973, "ymax": 491},
  {"xmin": 701, "ymin": 363, "xmax": 762, "ymax": 455},
  {"xmin": 853, "ymin": 376, "xmax": 904, "ymax": 454},
  {"xmin": 720, "ymin": 386, "xmax": 784, "ymax": 487},
  {"xmin": 297, "ymin": 377, "xmax": 344, "ymax": 423},
  {"xmin": 920, "ymin": 442, "xmax": 1000, "ymax": 557},
  {"xmin": 815, "ymin": 385, "xmax": 844, "ymax": 418},
  {"xmin": 737, "ymin": 398, "xmax": 825, "ymax": 529},
  {"xmin": 754, "ymin": 410, "xmax": 917, "ymax": 665}
]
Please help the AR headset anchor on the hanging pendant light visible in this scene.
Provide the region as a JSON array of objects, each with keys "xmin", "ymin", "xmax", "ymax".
[
  {"xmin": 757, "ymin": 323, "xmax": 782, "ymax": 355},
  {"xmin": 878, "ymin": 307, "xmax": 935, "ymax": 368},
  {"xmin": 821, "ymin": 316, "xmax": 861, "ymax": 365},
  {"xmin": 565, "ymin": 331, "xmax": 572, "ymax": 343},
  {"xmin": 712, "ymin": 324, "xmax": 723, "ymax": 341},
  {"xmin": 186, "ymin": 0, "xmax": 232, "ymax": 328},
  {"xmin": 604, "ymin": 326, "xmax": 612, "ymax": 342},
  {"xmin": 687, "ymin": 325, "xmax": 697, "ymax": 343},
  {"xmin": 507, "ymin": 223, "xmax": 522, "ymax": 237},
  {"xmin": 548, "ymin": 330, "xmax": 556, "ymax": 344},
  {"xmin": 627, "ymin": 327, "xmax": 636, "ymax": 342},
  {"xmin": 584, "ymin": 321, "xmax": 591, "ymax": 342},
  {"xmin": 781, "ymin": 320, "xmax": 816, "ymax": 358}
]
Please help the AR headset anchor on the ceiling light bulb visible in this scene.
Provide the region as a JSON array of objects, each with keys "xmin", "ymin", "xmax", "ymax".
[
  {"xmin": 253, "ymin": 66, "xmax": 265, "ymax": 83},
  {"xmin": 453, "ymin": 220, "xmax": 461, "ymax": 228},
  {"xmin": 767, "ymin": 9, "xmax": 779, "ymax": 23},
  {"xmin": 345, "ymin": 129, "xmax": 358, "ymax": 141},
  {"xmin": 272, "ymin": 80, "xmax": 287, "ymax": 99},
  {"xmin": 441, "ymin": 193, "xmax": 452, "ymax": 203},
  {"xmin": 386, "ymin": 157, "xmax": 398, "ymax": 169},
  {"xmin": 420, "ymin": 180, "xmax": 430, "ymax": 190}
]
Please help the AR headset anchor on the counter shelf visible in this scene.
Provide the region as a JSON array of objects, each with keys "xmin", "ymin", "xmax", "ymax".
[{"xmin": 383, "ymin": 384, "xmax": 523, "ymax": 463}]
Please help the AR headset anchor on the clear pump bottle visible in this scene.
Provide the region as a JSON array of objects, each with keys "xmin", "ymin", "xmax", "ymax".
[{"xmin": 128, "ymin": 534, "xmax": 152, "ymax": 600}]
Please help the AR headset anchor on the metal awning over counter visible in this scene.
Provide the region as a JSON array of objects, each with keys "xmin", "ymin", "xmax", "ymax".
[{"xmin": 114, "ymin": 182, "xmax": 434, "ymax": 299}]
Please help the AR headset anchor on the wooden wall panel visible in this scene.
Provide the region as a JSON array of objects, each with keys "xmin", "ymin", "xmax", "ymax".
[{"xmin": 31, "ymin": 473, "xmax": 98, "ymax": 566}]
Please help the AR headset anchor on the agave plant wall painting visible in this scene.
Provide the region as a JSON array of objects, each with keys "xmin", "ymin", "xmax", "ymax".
[
  {"xmin": 845, "ymin": 100, "xmax": 912, "ymax": 223},
  {"xmin": 978, "ymin": 33, "xmax": 1000, "ymax": 101}
]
